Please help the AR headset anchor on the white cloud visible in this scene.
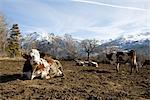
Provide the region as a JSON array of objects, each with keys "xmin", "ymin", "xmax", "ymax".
[{"xmin": 72, "ymin": 0, "xmax": 150, "ymax": 13}]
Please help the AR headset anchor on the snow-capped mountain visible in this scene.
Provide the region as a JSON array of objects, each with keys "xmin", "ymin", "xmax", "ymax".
[
  {"xmin": 22, "ymin": 32, "xmax": 56, "ymax": 43},
  {"xmin": 102, "ymin": 32, "xmax": 149, "ymax": 45},
  {"xmin": 99, "ymin": 32, "xmax": 150, "ymax": 55},
  {"xmin": 116, "ymin": 32, "xmax": 149, "ymax": 43},
  {"xmin": 21, "ymin": 32, "xmax": 150, "ymax": 56}
]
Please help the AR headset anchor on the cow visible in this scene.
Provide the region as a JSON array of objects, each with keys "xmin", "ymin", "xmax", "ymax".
[
  {"xmin": 106, "ymin": 50, "xmax": 138, "ymax": 74},
  {"xmin": 22, "ymin": 49, "xmax": 64, "ymax": 80},
  {"xmin": 89, "ymin": 61, "xmax": 99, "ymax": 67},
  {"xmin": 75, "ymin": 59, "xmax": 98, "ymax": 67},
  {"xmin": 75, "ymin": 59, "xmax": 85, "ymax": 66},
  {"xmin": 84, "ymin": 61, "xmax": 98, "ymax": 67}
]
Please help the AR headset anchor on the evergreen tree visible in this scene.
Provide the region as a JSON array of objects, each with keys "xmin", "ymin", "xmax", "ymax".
[{"xmin": 6, "ymin": 24, "xmax": 21, "ymax": 57}]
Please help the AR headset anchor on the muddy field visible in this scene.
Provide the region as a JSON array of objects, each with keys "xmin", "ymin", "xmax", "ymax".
[{"xmin": 0, "ymin": 59, "xmax": 150, "ymax": 100}]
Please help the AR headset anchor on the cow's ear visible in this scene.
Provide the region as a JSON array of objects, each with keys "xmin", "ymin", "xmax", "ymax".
[
  {"xmin": 40, "ymin": 52, "xmax": 46, "ymax": 58},
  {"xmin": 22, "ymin": 53, "xmax": 31, "ymax": 59}
]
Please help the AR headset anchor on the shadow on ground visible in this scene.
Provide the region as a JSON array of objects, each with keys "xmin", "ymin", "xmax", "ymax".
[{"xmin": 0, "ymin": 74, "xmax": 22, "ymax": 83}]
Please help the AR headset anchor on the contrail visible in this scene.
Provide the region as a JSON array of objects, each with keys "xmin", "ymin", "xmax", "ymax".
[{"xmin": 72, "ymin": 0, "xmax": 150, "ymax": 13}]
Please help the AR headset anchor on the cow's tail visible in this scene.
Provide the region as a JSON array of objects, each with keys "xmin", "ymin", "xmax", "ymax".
[{"xmin": 31, "ymin": 64, "xmax": 39, "ymax": 80}]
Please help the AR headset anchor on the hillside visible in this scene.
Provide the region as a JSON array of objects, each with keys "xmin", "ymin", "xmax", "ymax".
[{"xmin": 99, "ymin": 32, "xmax": 150, "ymax": 56}]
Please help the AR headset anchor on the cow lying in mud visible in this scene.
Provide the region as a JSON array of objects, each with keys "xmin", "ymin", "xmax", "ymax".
[
  {"xmin": 75, "ymin": 60, "xmax": 98, "ymax": 67},
  {"xmin": 87, "ymin": 61, "xmax": 98, "ymax": 67},
  {"xmin": 75, "ymin": 60, "xmax": 85, "ymax": 66},
  {"xmin": 22, "ymin": 49, "xmax": 64, "ymax": 80},
  {"xmin": 106, "ymin": 50, "xmax": 138, "ymax": 74}
]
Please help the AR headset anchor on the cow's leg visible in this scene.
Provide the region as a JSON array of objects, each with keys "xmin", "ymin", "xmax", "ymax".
[
  {"xmin": 135, "ymin": 63, "xmax": 138, "ymax": 73},
  {"xmin": 49, "ymin": 72, "xmax": 57, "ymax": 78},
  {"xmin": 57, "ymin": 70, "xmax": 63, "ymax": 76},
  {"xmin": 31, "ymin": 72, "xmax": 36, "ymax": 80},
  {"xmin": 49, "ymin": 66, "xmax": 57, "ymax": 78},
  {"xmin": 130, "ymin": 65, "xmax": 133, "ymax": 74},
  {"xmin": 49, "ymin": 69, "xmax": 63, "ymax": 78},
  {"xmin": 31, "ymin": 64, "xmax": 38, "ymax": 80},
  {"xmin": 31, "ymin": 70, "xmax": 41, "ymax": 80},
  {"xmin": 130, "ymin": 59, "xmax": 138, "ymax": 74},
  {"xmin": 116, "ymin": 63, "xmax": 120, "ymax": 72},
  {"xmin": 41, "ymin": 70, "xmax": 47, "ymax": 79},
  {"xmin": 31, "ymin": 74, "xmax": 36, "ymax": 80},
  {"xmin": 59, "ymin": 66, "xmax": 64, "ymax": 77},
  {"xmin": 130, "ymin": 59, "xmax": 134, "ymax": 74}
]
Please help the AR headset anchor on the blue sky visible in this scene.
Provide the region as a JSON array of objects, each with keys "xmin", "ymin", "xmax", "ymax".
[{"xmin": 0, "ymin": 0, "xmax": 150, "ymax": 40}]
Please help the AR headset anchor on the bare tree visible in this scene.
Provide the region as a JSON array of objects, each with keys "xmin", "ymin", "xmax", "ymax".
[
  {"xmin": 51, "ymin": 34, "xmax": 61, "ymax": 58},
  {"xmin": 81, "ymin": 39, "xmax": 98, "ymax": 61},
  {"xmin": 64, "ymin": 34, "xmax": 78, "ymax": 60},
  {"xmin": 0, "ymin": 14, "xmax": 8, "ymax": 56}
]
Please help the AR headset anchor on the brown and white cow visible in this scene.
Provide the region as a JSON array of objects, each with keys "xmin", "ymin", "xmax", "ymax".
[
  {"xmin": 106, "ymin": 50, "xmax": 138, "ymax": 73},
  {"xmin": 22, "ymin": 49, "xmax": 64, "ymax": 80}
]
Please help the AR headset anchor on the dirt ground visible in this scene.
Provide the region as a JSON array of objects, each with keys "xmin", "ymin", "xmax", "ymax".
[{"xmin": 0, "ymin": 59, "xmax": 150, "ymax": 100}]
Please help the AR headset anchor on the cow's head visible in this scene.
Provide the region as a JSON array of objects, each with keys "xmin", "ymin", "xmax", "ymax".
[
  {"xmin": 128, "ymin": 50, "xmax": 136, "ymax": 57},
  {"xmin": 29, "ymin": 49, "xmax": 42, "ymax": 65}
]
